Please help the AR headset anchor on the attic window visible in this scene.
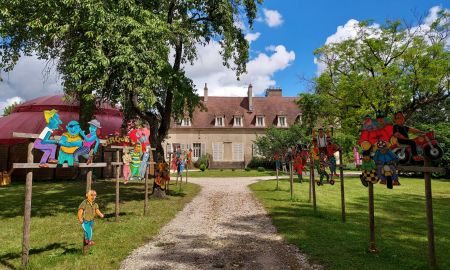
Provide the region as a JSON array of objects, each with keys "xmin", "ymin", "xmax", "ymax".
[
  {"xmin": 181, "ymin": 117, "xmax": 191, "ymax": 126},
  {"xmin": 277, "ymin": 116, "xmax": 287, "ymax": 127},
  {"xmin": 215, "ymin": 116, "xmax": 224, "ymax": 127},
  {"xmin": 234, "ymin": 116, "xmax": 243, "ymax": 127},
  {"xmin": 256, "ymin": 116, "xmax": 265, "ymax": 127}
]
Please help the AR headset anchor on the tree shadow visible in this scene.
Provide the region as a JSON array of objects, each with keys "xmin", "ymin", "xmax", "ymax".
[
  {"xmin": 0, "ymin": 242, "xmax": 78, "ymax": 269},
  {"xmin": 0, "ymin": 179, "xmax": 171, "ymax": 218}
]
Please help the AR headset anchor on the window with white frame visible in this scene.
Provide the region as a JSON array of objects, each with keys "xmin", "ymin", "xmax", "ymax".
[
  {"xmin": 181, "ymin": 117, "xmax": 191, "ymax": 126},
  {"xmin": 232, "ymin": 143, "xmax": 244, "ymax": 161},
  {"xmin": 193, "ymin": 143, "xmax": 201, "ymax": 159},
  {"xmin": 212, "ymin": 142, "xmax": 224, "ymax": 161},
  {"xmin": 215, "ymin": 116, "xmax": 224, "ymax": 127},
  {"xmin": 256, "ymin": 116, "xmax": 265, "ymax": 127},
  {"xmin": 252, "ymin": 144, "xmax": 262, "ymax": 157},
  {"xmin": 277, "ymin": 116, "xmax": 287, "ymax": 127},
  {"xmin": 234, "ymin": 116, "xmax": 243, "ymax": 127}
]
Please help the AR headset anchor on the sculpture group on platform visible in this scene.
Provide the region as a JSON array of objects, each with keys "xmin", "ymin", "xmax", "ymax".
[
  {"xmin": 311, "ymin": 127, "xmax": 340, "ymax": 186},
  {"xmin": 358, "ymin": 111, "xmax": 443, "ymax": 189},
  {"xmin": 122, "ymin": 127, "xmax": 152, "ymax": 182},
  {"xmin": 34, "ymin": 110, "xmax": 102, "ymax": 168}
]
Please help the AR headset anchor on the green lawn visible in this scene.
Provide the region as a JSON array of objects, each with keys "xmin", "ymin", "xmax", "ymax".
[
  {"xmin": 0, "ymin": 179, "xmax": 200, "ymax": 270},
  {"xmin": 171, "ymin": 169, "xmax": 285, "ymax": 177},
  {"xmin": 250, "ymin": 177, "xmax": 450, "ymax": 270}
]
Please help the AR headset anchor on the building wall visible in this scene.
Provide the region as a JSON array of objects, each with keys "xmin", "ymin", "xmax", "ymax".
[{"xmin": 164, "ymin": 128, "xmax": 266, "ymax": 167}]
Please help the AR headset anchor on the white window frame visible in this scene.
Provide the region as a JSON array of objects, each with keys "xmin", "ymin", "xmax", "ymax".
[
  {"xmin": 215, "ymin": 116, "xmax": 224, "ymax": 127},
  {"xmin": 193, "ymin": 143, "xmax": 201, "ymax": 160},
  {"xmin": 212, "ymin": 142, "xmax": 224, "ymax": 161},
  {"xmin": 233, "ymin": 116, "xmax": 243, "ymax": 127},
  {"xmin": 277, "ymin": 116, "xmax": 287, "ymax": 127},
  {"xmin": 256, "ymin": 116, "xmax": 265, "ymax": 127},
  {"xmin": 181, "ymin": 117, "xmax": 191, "ymax": 126},
  {"xmin": 232, "ymin": 143, "xmax": 244, "ymax": 161}
]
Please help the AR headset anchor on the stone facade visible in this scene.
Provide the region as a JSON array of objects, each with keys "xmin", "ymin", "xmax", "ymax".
[{"xmin": 163, "ymin": 85, "xmax": 301, "ymax": 168}]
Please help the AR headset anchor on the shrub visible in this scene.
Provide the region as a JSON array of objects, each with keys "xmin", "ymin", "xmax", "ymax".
[
  {"xmin": 244, "ymin": 167, "xmax": 251, "ymax": 171},
  {"xmin": 194, "ymin": 154, "xmax": 211, "ymax": 169},
  {"xmin": 257, "ymin": 167, "xmax": 265, "ymax": 172},
  {"xmin": 247, "ymin": 157, "xmax": 275, "ymax": 169},
  {"xmin": 199, "ymin": 164, "xmax": 206, "ymax": 171}
]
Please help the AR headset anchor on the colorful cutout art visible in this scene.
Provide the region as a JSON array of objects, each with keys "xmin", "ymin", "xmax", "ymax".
[
  {"xmin": 57, "ymin": 120, "xmax": 83, "ymax": 167},
  {"xmin": 358, "ymin": 111, "xmax": 399, "ymax": 189},
  {"xmin": 74, "ymin": 119, "xmax": 101, "ymax": 166},
  {"xmin": 77, "ymin": 190, "xmax": 104, "ymax": 254},
  {"xmin": 34, "ymin": 109, "xmax": 61, "ymax": 168}
]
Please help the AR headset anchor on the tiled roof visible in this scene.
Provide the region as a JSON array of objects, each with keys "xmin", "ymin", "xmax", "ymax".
[{"xmin": 172, "ymin": 96, "xmax": 301, "ymax": 128}]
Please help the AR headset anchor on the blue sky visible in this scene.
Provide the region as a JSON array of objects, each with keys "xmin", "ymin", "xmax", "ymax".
[
  {"xmin": 247, "ymin": 0, "xmax": 449, "ymax": 97},
  {"xmin": 0, "ymin": 0, "xmax": 448, "ymax": 112}
]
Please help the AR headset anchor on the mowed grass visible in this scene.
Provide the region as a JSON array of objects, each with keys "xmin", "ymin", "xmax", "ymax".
[
  {"xmin": 250, "ymin": 177, "xmax": 450, "ymax": 270},
  {"xmin": 0, "ymin": 179, "xmax": 200, "ymax": 270},
  {"xmin": 170, "ymin": 169, "xmax": 284, "ymax": 178}
]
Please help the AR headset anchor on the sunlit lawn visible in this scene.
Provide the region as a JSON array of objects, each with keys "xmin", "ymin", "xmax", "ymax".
[
  {"xmin": 0, "ymin": 179, "xmax": 200, "ymax": 270},
  {"xmin": 250, "ymin": 177, "xmax": 450, "ymax": 270}
]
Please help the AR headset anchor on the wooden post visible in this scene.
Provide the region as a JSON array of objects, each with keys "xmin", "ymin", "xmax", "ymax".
[
  {"xmin": 311, "ymin": 161, "xmax": 316, "ymax": 213},
  {"xmin": 308, "ymin": 164, "xmax": 311, "ymax": 203},
  {"xmin": 22, "ymin": 141, "xmax": 34, "ymax": 266},
  {"xmin": 144, "ymin": 167, "xmax": 149, "ymax": 215},
  {"xmin": 339, "ymin": 149, "xmax": 346, "ymax": 222},
  {"xmin": 86, "ymin": 169, "xmax": 92, "ymax": 193},
  {"xmin": 115, "ymin": 150, "xmax": 120, "ymax": 221},
  {"xmin": 276, "ymin": 166, "xmax": 279, "ymax": 190},
  {"xmin": 289, "ymin": 161, "xmax": 293, "ymax": 200},
  {"xmin": 368, "ymin": 182, "xmax": 378, "ymax": 253},
  {"xmin": 424, "ymin": 158, "xmax": 436, "ymax": 269},
  {"xmin": 185, "ymin": 166, "xmax": 188, "ymax": 184}
]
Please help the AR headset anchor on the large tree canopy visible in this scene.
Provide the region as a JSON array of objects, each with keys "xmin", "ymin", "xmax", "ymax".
[
  {"xmin": 312, "ymin": 12, "xmax": 449, "ymax": 134},
  {"xmin": 0, "ymin": 0, "xmax": 263, "ymax": 157}
]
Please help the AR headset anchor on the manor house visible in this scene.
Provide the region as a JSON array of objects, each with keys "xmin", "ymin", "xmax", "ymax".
[{"xmin": 164, "ymin": 84, "xmax": 301, "ymax": 168}]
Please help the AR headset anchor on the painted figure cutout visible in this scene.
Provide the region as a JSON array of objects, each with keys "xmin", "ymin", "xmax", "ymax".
[
  {"xmin": 34, "ymin": 109, "xmax": 62, "ymax": 168},
  {"xmin": 130, "ymin": 143, "xmax": 142, "ymax": 180},
  {"xmin": 78, "ymin": 190, "xmax": 104, "ymax": 249},
  {"xmin": 57, "ymin": 120, "xmax": 83, "ymax": 167},
  {"xmin": 138, "ymin": 145, "xmax": 151, "ymax": 180},
  {"xmin": 122, "ymin": 148, "xmax": 132, "ymax": 184},
  {"xmin": 74, "ymin": 119, "xmax": 101, "ymax": 166}
]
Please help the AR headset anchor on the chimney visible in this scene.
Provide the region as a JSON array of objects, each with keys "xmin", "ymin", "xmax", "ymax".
[
  {"xmin": 248, "ymin": 84, "xmax": 253, "ymax": 111},
  {"xmin": 204, "ymin": 83, "xmax": 208, "ymax": 104},
  {"xmin": 265, "ymin": 87, "xmax": 282, "ymax": 97}
]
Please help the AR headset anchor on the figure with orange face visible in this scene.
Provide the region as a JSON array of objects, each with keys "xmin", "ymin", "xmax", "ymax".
[
  {"xmin": 393, "ymin": 111, "xmax": 424, "ymax": 161},
  {"xmin": 78, "ymin": 190, "xmax": 104, "ymax": 248}
]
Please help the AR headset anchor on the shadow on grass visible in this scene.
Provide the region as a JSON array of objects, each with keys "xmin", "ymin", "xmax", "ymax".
[
  {"xmin": 257, "ymin": 183, "xmax": 450, "ymax": 270},
  {"xmin": 0, "ymin": 179, "xmax": 171, "ymax": 218},
  {"xmin": 0, "ymin": 242, "xmax": 78, "ymax": 269}
]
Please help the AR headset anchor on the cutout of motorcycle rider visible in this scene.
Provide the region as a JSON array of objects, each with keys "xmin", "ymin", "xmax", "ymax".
[{"xmin": 393, "ymin": 111, "xmax": 424, "ymax": 162}]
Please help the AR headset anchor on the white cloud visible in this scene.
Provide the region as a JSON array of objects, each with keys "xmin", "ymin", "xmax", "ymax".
[
  {"xmin": 183, "ymin": 42, "xmax": 295, "ymax": 97},
  {"xmin": 424, "ymin": 6, "xmax": 444, "ymax": 26},
  {"xmin": 0, "ymin": 96, "xmax": 24, "ymax": 115},
  {"xmin": 314, "ymin": 6, "xmax": 450, "ymax": 75},
  {"xmin": 0, "ymin": 54, "xmax": 62, "ymax": 106},
  {"xmin": 263, "ymin": 8, "xmax": 284, "ymax": 27},
  {"xmin": 244, "ymin": 32, "xmax": 261, "ymax": 44}
]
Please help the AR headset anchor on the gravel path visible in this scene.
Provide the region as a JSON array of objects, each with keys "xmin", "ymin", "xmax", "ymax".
[{"xmin": 120, "ymin": 177, "xmax": 323, "ymax": 270}]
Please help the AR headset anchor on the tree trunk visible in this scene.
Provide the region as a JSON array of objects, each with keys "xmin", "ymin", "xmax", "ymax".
[{"xmin": 78, "ymin": 91, "xmax": 96, "ymax": 130}]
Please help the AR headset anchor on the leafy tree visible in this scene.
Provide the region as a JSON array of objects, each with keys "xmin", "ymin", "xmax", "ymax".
[
  {"xmin": 2, "ymin": 101, "xmax": 20, "ymax": 116},
  {"xmin": 0, "ymin": 0, "xmax": 263, "ymax": 159},
  {"xmin": 253, "ymin": 124, "xmax": 308, "ymax": 161},
  {"xmin": 312, "ymin": 13, "xmax": 450, "ymax": 138}
]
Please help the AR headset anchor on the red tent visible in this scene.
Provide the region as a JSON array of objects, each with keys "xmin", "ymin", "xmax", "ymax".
[{"xmin": 0, "ymin": 95, "xmax": 123, "ymax": 144}]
